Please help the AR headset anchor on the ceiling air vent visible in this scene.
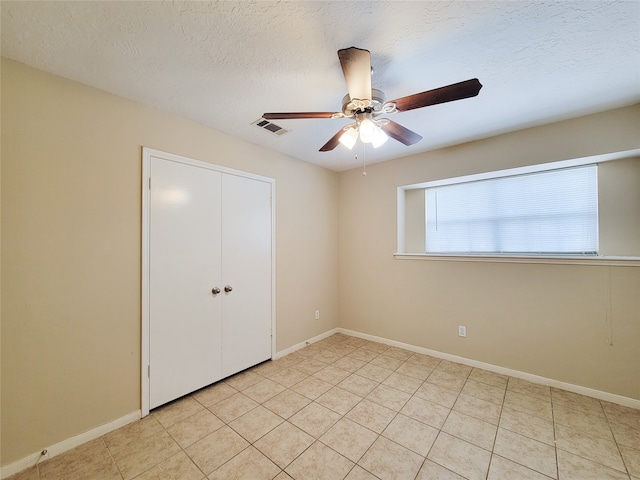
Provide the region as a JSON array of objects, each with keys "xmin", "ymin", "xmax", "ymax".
[{"xmin": 252, "ymin": 118, "xmax": 289, "ymax": 136}]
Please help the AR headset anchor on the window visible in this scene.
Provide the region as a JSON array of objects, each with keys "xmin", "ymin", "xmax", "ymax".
[
  {"xmin": 425, "ymin": 165, "xmax": 598, "ymax": 255},
  {"xmin": 397, "ymin": 151, "xmax": 640, "ymax": 262}
]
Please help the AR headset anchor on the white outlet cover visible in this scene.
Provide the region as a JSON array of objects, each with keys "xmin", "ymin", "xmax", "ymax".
[{"xmin": 458, "ymin": 326, "xmax": 467, "ymax": 337}]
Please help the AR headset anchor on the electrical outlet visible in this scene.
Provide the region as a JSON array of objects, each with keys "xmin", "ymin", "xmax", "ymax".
[
  {"xmin": 458, "ymin": 325, "xmax": 467, "ymax": 337},
  {"xmin": 315, "ymin": 310, "xmax": 320, "ymax": 320}
]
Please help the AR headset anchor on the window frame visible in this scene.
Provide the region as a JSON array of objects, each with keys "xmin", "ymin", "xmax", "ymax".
[{"xmin": 396, "ymin": 149, "xmax": 640, "ymax": 266}]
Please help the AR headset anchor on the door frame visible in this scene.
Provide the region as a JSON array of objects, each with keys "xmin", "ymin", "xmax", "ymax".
[{"xmin": 141, "ymin": 147, "xmax": 276, "ymax": 417}]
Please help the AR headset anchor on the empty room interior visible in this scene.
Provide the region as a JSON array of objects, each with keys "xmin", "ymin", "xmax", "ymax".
[{"xmin": 1, "ymin": 2, "xmax": 639, "ymax": 480}]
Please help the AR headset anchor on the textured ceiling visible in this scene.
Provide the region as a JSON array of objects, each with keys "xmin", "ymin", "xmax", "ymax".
[{"xmin": 2, "ymin": 1, "xmax": 639, "ymax": 171}]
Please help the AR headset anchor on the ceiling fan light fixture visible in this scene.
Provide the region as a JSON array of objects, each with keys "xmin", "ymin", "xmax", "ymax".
[
  {"xmin": 358, "ymin": 115, "xmax": 376, "ymax": 143},
  {"xmin": 354, "ymin": 112, "xmax": 388, "ymax": 148},
  {"xmin": 338, "ymin": 125, "xmax": 358, "ymax": 149},
  {"xmin": 371, "ymin": 127, "xmax": 388, "ymax": 148}
]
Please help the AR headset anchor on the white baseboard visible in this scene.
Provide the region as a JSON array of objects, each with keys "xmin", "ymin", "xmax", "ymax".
[
  {"xmin": 275, "ymin": 328, "xmax": 340, "ymax": 359},
  {"xmin": 1, "ymin": 410, "xmax": 141, "ymax": 479},
  {"xmin": 336, "ymin": 328, "xmax": 640, "ymax": 410}
]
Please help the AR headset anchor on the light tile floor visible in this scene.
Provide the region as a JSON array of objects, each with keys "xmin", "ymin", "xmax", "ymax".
[{"xmin": 10, "ymin": 333, "xmax": 640, "ymax": 480}]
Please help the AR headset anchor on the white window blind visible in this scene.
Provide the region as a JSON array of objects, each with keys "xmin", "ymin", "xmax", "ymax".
[{"xmin": 425, "ymin": 165, "xmax": 598, "ymax": 255}]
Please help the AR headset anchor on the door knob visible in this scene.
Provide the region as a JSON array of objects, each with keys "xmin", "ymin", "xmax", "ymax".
[
  {"xmin": 211, "ymin": 287, "xmax": 221, "ymax": 295},
  {"xmin": 224, "ymin": 285, "xmax": 233, "ymax": 293}
]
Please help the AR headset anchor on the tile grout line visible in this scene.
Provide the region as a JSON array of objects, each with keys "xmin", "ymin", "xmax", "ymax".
[
  {"xmin": 551, "ymin": 389, "xmax": 560, "ymax": 480},
  {"xmin": 101, "ymin": 437, "xmax": 125, "ymax": 480},
  {"xmin": 600, "ymin": 399, "xmax": 633, "ymax": 479}
]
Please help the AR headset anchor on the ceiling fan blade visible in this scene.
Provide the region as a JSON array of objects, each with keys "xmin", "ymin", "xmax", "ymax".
[
  {"xmin": 338, "ymin": 47, "xmax": 372, "ymax": 101},
  {"xmin": 389, "ymin": 78, "xmax": 482, "ymax": 112},
  {"xmin": 319, "ymin": 128, "xmax": 346, "ymax": 152},
  {"xmin": 263, "ymin": 112, "xmax": 337, "ymax": 120},
  {"xmin": 380, "ymin": 120, "xmax": 423, "ymax": 146}
]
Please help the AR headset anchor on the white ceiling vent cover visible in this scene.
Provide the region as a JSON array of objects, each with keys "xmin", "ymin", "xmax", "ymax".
[{"xmin": 252, "ymin": 118, "xmax": 289, "ymax": 136}]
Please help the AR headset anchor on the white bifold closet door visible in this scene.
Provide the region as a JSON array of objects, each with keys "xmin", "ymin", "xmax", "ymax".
[
  {"xmin": 148, "ymin": 156, "xmax": 271, "ymax": 410},
  {"xmin": 221, "ymin": 173, "xmax": 272, "ymax": 377}
]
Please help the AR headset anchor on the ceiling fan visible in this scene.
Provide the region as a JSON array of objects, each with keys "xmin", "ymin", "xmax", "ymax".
[{"xmin": 263, "ymin": 47, "xmax": 482, "ymax": 152}]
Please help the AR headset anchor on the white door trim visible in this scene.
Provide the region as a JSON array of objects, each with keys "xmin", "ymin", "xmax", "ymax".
[{"xmin": 141, "ymin": 147, "xmax": 276, "ymax": 417}]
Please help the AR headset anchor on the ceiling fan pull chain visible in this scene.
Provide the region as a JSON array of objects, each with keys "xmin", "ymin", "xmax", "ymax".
[
  {"xmin": 362, "ymin": 143, "xmax": 367, "ymax": 176},
  {"xmin": 354, "ymin": 144, "xmax": 359, "ymax": 170}
]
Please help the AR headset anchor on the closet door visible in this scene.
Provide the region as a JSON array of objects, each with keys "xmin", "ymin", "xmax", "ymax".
[
  {"xmin": 221, "ymin": 174, "xmax": 272, "ymax": 376},
  {"xmin": 148, "ymin": 157, "xmax": 222, "ymax": 409}
]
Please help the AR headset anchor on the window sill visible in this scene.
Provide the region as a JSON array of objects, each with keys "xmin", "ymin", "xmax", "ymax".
[{"xmin": 393, "ymin": 253, "xmax": 640, "ymax": 266}]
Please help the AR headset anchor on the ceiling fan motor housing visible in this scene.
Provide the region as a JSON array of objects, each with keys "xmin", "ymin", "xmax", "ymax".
[{"xmin": 342, "ymin": 88, "xmax": 386, "ymax": 117}]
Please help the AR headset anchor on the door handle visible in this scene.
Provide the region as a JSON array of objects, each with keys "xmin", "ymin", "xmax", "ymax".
[
  {"xmin": 224, "ymin": 285, "xmax": 233, "ymax": 293},
  {"xmin": 212, "ymin": 287, "xmax": 221, "ymax": 295}
]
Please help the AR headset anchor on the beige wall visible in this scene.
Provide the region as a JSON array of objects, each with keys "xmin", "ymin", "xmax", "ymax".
[
  {"xmin": 599, "ymin": 157, "xmax": 640, "ymax": 256},
  {"xmin": 338, "ymin": 104, "xmax": 640, "ymax": 400},
  {"xmin": 0, "ymin": 58, "xmax": 338, "ymax": 464}
]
